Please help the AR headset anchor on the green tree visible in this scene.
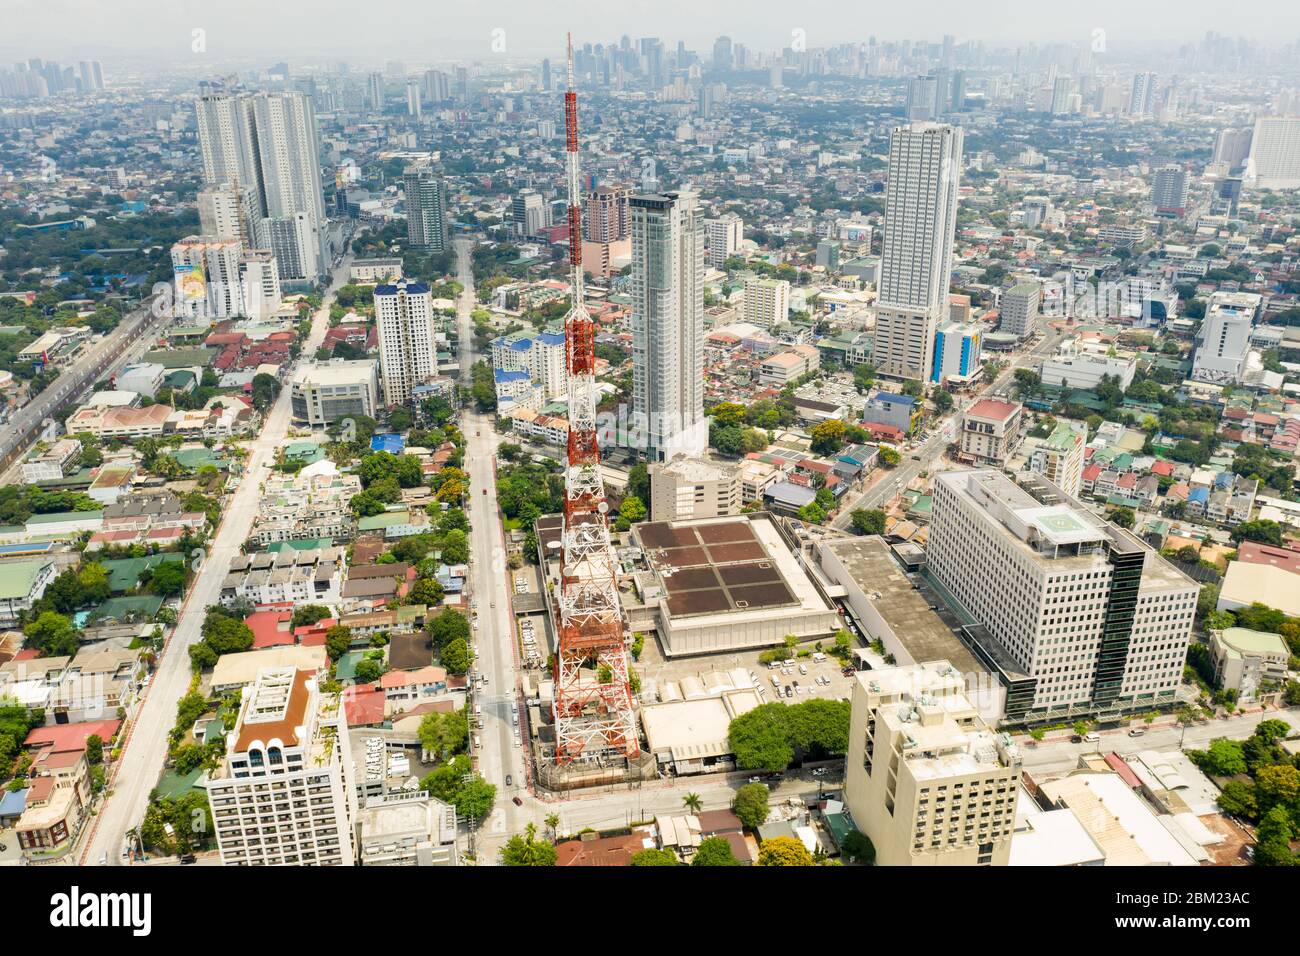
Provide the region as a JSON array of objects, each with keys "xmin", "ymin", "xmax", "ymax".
[
  {"xmin": 615, "ymin": 495, "xmax": 647, "ymax": 532},
  {"xmin": 23, "ymin": 611, "xmax": 81, "ymax": 657},
  {"xmin": 732, "ymin": 782, "xmax": 771, "ymax": 830},
  {"xmin": 809, "ymin": 419, "xmax": 847, "ymax": 455},
  {"xmin": 453, "ymin": 775, "xmax": 497, "ymax": 821},
  {"xmin": 682, "ymin": 792, "xmax": 703, "ymax": 813},
  {"xmin": 441, "ymin": 637, "xmax": 472, "ymax": 674},
  {"xmin": 840, "ymin": 829, "xmax": 876, "ymax": 864},
  {"xmin": 850, "ymin": 508, "xmax": 887, "ymax": 536},
  {"xmin": 691, "ymin": 836, "xmax": 741, "ymax": 866},
  {"xmin": 630, "ymin": 848, "xmax": 680, "ymax": 866},
  {"xmin": 500, "ymin": 823, "xmax": 557, "ymax": 866},
  {"xmin": 325, "ymin": 624, "xmax": 352, "ymax": 662}
]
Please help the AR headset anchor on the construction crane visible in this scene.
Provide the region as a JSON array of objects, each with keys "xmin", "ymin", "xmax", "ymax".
[{"xmin": 552, "ymin": 33, "xmax": 639, "ymax": 763}]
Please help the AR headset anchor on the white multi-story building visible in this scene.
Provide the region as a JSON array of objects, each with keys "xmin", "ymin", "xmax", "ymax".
[
  {"xmin": 1151, "ymin": 164, "xmax": 1191, "ymax": 215},
  {"xmin": 647, "ymin": 456, "xmax": 740, "ymax": 522},
  {"xmin": 741, "ymin": 274, "xmax": 790, "ymax": 329},
  {"xmin": 171, "ymin": 236, "xmax": 245, "ymax": 320},
  {"xmin": 630, "ymin": 191, "xmax": 708, "ymax": 461},
  {"xmin": 207, "ymin": 668, "xmax": 357, "ymax": 866},
  {"xmin": 704, "ymin": 212, "xmax": 743, "ymax": 269},
  {"xmin": 959, "ymin": 398, "xmax": 1023, "ymax": 467},
  {"xmin": 844, "ymin": 661, "xmax": 1021, "ymax": 866},
  {"xmin": 489, "ymin": 329, "xmax": 567, "ymax": 400},
  {"xmin": 239, "ymin": 250, "xmax": 282, "ymax": 321},
  {"xmin": 198, "ymin": 182, "xmax": 259, "ymax": 247},
  {"xmin": 930, "ymin": 320, "xmax": 983, "ymax": 384},
  {"xmin": 1246, "ymin": 116, "xmax": 1300, "ymax": 190},
  {"xmin": 927, "ymin": 470, "xmax": 1197, "ymax": 720},
  {"xmin": 1029, "ymin": 421, "xmax": 1087, "ymax": 499},
  {"xmin": 289, "ymin": 359, "xmax": 380, "ymax": 426},
  {"xmin": 1192, "ymin": 291, "xmax": 1261, "ymax": 385},
  {"xmin": 1000, "ymin": 281, "xmax": 1040, "ymax": 340},
  {"xmin": 1128, "ymin": 72, "xmax": 1158, "ymax": 116},
  {"xmin": 375, "ymin": 280, "xmax": 436, "ymax": 407},
  {"xmin": 511, "ymin": 188, "xmax": 551, "ymax": 238},
  {"xmin": 1213, "ymin": 127, "xmax": 1253, "ymax": 169},
  {"xmin": 872, "ymin": 123, "xmax": 963, "ymax": 383},
  {"xmin": 356, "ymin": 791, "xmax": 459, "ymax": 866},
  {"xmin": 1039, "ymin": 339, "xmax": 1137, "ymax": 391}
]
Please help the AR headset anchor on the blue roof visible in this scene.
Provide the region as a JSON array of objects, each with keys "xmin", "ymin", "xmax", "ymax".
[
  {"xmin": 374, "ymin": 282, "xmax": 430, "ymax": 296},
  {"xmin": 1213, "ymin": 472, "xmax": 1233, "ymax": 490},
  {"xmin": 538, "ymin": 331, "xmax": 566, "ymax": 346},
  {"xmin": 370, "ymin": 433, "xmax": 405, "ymax": 454},
  {"xmin": 1188, "ymin": 487, "xmax": 1210, "ymax": 503},
  {"xmin": 872, "ymin": 391, "xmax": 915, "ymax": 406},
  {"xmin": 0, "ymin": 788, "xmax": 28, "ymax": 817},
  {"xmin": 494, "ymin": 369, "xmax": 530, "ymax": 383}
]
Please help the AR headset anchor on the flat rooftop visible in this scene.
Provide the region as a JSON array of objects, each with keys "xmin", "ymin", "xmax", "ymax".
[{"xmin": 822, "ymin": 536, "xmax": 987, "ymax": 678}]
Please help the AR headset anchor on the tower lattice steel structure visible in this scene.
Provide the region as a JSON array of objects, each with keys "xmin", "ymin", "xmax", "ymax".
[{"xmin": 552, "ymin": 34, "xmax": 639, "ymax": 763}]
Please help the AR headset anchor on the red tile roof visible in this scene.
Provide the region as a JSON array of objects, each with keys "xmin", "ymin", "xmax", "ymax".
[{"xmin": 24, "ymin": 719, "xmax": 121, "ymax": 755}]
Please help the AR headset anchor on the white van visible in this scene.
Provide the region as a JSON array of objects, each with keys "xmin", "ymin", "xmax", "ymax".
[
  {"xmin": 473, "ymin": 735, "xmax": 482, "ymax": 749},
  {"xmin": 812, "ymin": 653, "xmax": 827, "ymax": 663},
  {"xmin": 1083, "ymin": 732, "xmax": 1100, "ymax": 743}
]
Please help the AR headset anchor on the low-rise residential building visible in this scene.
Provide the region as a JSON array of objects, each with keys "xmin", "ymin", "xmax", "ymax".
[
  {"xmin": 220, "ymin": 547, "xmax": 345, "ymax": 607},
  {"xmin": 356, "ymin": 790, "xmax": 459, "ymax": 866},
  {"xmin": 0, "ymin": 560, "xmax": 56, "ymax": 626},
  {"xmin": 251, "ymin": 461, "xmax": 361, "ymax": 546},
  {"xmin": 1210, "ymin": 627, "xmax": 1289, "ymax": 703},
  {"xmin": 959, "ymin": 398, "xmax": 1024, "ymax": 467},
  {"xmin": 21, "ymin": 438, "xmax": 82, "ymax": 483}
]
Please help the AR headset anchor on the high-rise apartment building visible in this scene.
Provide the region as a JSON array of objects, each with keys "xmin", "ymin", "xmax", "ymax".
[
  {"xmin": 928, "ymin": 470, "xmax": 1197, "ymax": 719},
  {"xmin": 907, "ymin": 75, "xmax": 938, "ymax": 121},
  {"xmin": 872, "ymin": 122, "xmax": 963, "ymax": 383},
  {"xmin": 206, "ymin": 668, "xmax": 357, "ymax": 866},
  {"xmin": 1000, "ymin": 281, "xmax": 1040, "ymax": 339},
  {"xmin": 239, "ymin": 250, "xmax": 283, "ymax": 322},
  {"xmin": 1246, "ymin": 116, "xmax": 1300, "ymax": 190},
  {"xmin": 422, "ymin": 70, "xmax": 450, "ymax": 104},
  {"xmin": 630, "ymin": 191, "xmax": 708, "ymax": 462},
  {"xmin": 171, "ymin": 237, "xmax": 246, "ymax": 320},
  {"xmin": 844, "ymin": 661, "xmax": 1021, "ymax": 866},
  {"xmin": 1029, "ymin": 420, "xmax": 1087, "ymax": 499},
  {"xmin": 367, "ymin": 72, "xmax": 384, "ymax": 110},
  {"xmin": 198, "ymin": 183, "xmax": 259, "ymax": 247},
  {"xmin": 704, "ymin": 212, "xmax": 743, "ymax": 269},
  {"xmin": 404, "ymin": 163, "xmax": 449, "ymax": 252},
  {"xmin": 375, "ymin": 280, "xmax": 436, "ymax": 407},
  {"xmin": 584, "ymin": 185, "xmax": 631, "ymax": 242},
  {"xmin": 406, "ymin": 80, "xmax": 421, "ymax": 117},
  {"xmin": 1213, "ymin": 127, "xmax": 1253, "ymax": 170},
  {"xmin": 194, "ymin": 90, "xmax": 327, "ymax": 281},
  {"xmin": 1151, "ymin": 164, "xmax": 1190, "ymax": 215},
  {"xmin": 1128, "ymin": 72, "xmax": 1158, "ymax": 116},
  {"xmin": 512, "ymin": 188, "xmax": 551, "ymax": 238},
  {"xmin": 741, "ymin": 274, "xmax": 790, "ymax": 329},
  {"xmin": 77, "ymin": 60, "xmax": 104, "ymax": 91}
]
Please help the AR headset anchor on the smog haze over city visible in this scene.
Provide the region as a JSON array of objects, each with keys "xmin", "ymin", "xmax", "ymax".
[{"xmin": 0, "ymin": 0, "xmax": 1297, "ymax": 934}]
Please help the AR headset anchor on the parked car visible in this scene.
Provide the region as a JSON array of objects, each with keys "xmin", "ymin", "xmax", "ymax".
[{"xmin": 513, "ymin": 796, "xmax": 523, "ymax": 807}]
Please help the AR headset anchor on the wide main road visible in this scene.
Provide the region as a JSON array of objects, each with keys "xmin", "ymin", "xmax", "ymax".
[
  {"xmin": 78, "ymin": 264, "xmax": 345, "ymax": 866},
  {"xmin": 452, "ymin": 238, "xmax": 528, "ymax": 861},
  {"xmin": 0, "ymin": 295, "xmax": 171, "ymax": 479}
]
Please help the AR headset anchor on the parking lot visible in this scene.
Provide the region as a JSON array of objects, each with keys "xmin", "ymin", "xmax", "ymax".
[{"xmin": 634, "ymin": 632, "xmax": 858, "ymax": 705}]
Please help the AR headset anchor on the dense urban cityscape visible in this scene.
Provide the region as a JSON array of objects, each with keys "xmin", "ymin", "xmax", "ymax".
[{"xmin": 1, "ymin": 2, "xmax": 1299, "ymax": 911}]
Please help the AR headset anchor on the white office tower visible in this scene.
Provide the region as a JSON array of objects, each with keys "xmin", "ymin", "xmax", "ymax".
[
  {"xmin": 1246, "ymin": 116, "xmax": 1300, "ymax": 190},
  {"xmin": 404, "ymin": 163, "xmax": 449, "ymax": 252},
  {"xmin": 704, "ymin": 212, "xmax": 743, "ymax": 268},
  {"xmin": 368, "ymin": 72, "xmax": 384, "ymax": 110},
  {"xmin": 239, "ymin": 250, "xmax": 283, "ymax": 322},
  {"xmin": 171, "ymin": 236, "xmax": 245, "ymax": 320},
  {"xmin": 906, "ymin": 75, "xmax": 938, "ymax": 121},
  {"xmin": 198, "ymin": 183, "xmax": 259, "ymax": 246},
  {"xmin": 928, "ymin": 471, "xmax": 1196, "ymax": 720},
  {"xmin": 1192, "ymin": 291, "xmax": 1260, "ymax": 384},
  {"xmin": 1151, "ymin": 164, "xmax": 1190, "ymax": 215},
  {"xmin": 872, "ymin": 122, "xmax": 963, "ymax": 383},
  {"xmin": 512, "ymin": 188, "xmax": 550, "ymax": 238},
  {"xmin": 1029, "ymin": 420, "xmax": 1087, "ymax": 499},
  {"xmin": 1050, "ymin": 76, "xmax": 1073, "ymax": 115},
  {"xmin": 1128, "ymin": 72, "xmax": 1158, "ymax": 116},
  {"xmin": 1213, "ymin": 127, "xmax": 1253, "ymax": 170},
  {"xmin": 194, "ymin": 90, "xmax": 327, "ymax": 281},
  {"xmin": 1000, "ymin": 281, "xmax": 1040, "ymax": 339},
  {"xmin": 406, "ymin": 80, "xmax": 421, "ymax": 117},
  {"xmin": 208, "ymin": 668, "xmax": 357, "ymax": 866},
  {"xmin": 629, "ymin": 191, "xmax": 708, "ymax": 462},
  {"xmin": 844, "ymin": 662, "xmax": 1021, "ymax": 866},
  {"xmin": 375, "ymin": 279, "xmax": 436, "ymax": 407},
  {"xmin": 741, "ymin": 274, "xmax": 790, "ymax": 329}
]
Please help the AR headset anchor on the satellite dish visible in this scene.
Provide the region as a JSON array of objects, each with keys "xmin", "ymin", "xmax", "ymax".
[{"xmin": 597, "ymin": 502, "xmax": 609, "ymax": 514}]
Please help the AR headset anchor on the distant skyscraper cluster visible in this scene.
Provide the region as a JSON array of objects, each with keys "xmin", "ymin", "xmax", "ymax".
[{"xmin": 0, "ymin": 57, "xmax": 104, "ymax": 99}]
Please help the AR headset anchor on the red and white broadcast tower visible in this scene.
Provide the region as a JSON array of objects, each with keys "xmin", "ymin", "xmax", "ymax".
[{"xmin": 553, "ymin": 34, "xmax": 639, "ymax": 763}]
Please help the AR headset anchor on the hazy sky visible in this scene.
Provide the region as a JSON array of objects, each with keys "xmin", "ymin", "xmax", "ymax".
[{"xmin": 4, "ymin": 0, "xmax": 1299, "ymax": 63}]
